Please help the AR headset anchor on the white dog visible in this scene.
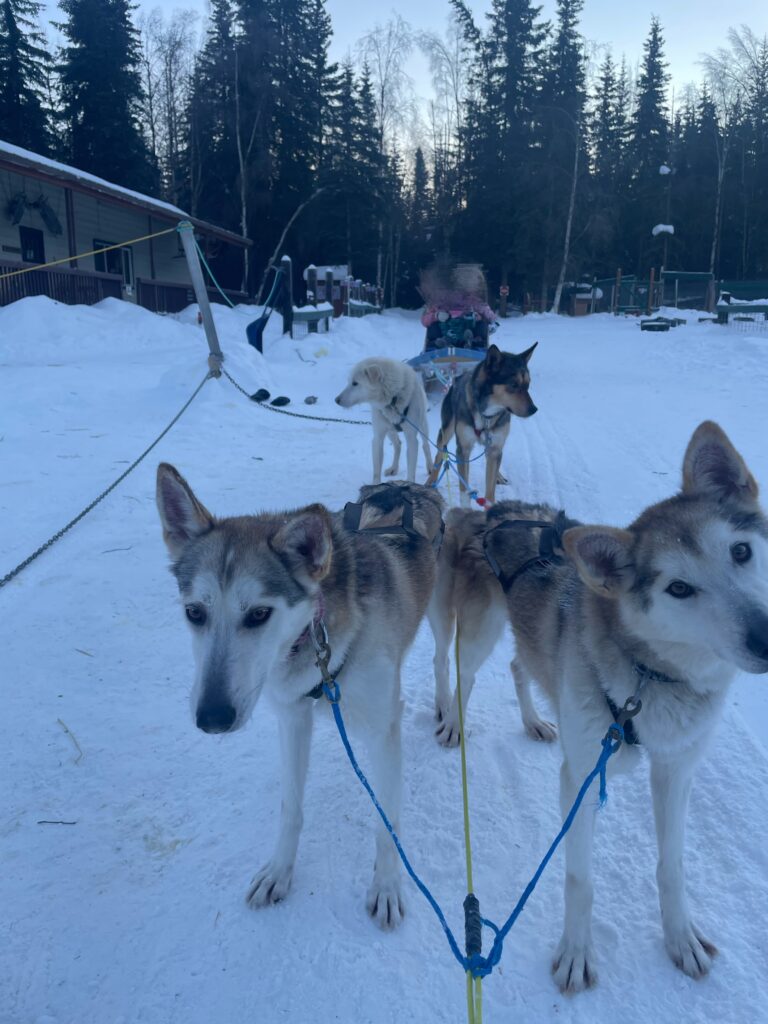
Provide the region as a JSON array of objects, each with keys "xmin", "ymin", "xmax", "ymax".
[{"xmin": 335, "ymin": 358, "xmax": 434, "ymax": 484}]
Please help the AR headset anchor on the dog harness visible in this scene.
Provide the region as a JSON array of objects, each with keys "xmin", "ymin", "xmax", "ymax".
[
  {"xmin": 303, "ymin": 488, "xmax": 445, "ymax": 699},
  {"xmin": 385, "ymin": 397, "xmax": 411, "ymax": 431},
  {"xmin": 342, "ymin": 492, "xmax": 445, "ymax": 555},
  {"xmin": 481, "ymin": 513, "xmax": 683, "ymax": 746},
  {"xmin": 482, "ymin": 511, "xmax": 573, "ymax": 590}
]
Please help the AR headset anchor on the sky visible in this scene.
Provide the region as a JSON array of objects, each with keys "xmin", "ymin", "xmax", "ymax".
[{"xmin": 42, "ymin": 0, "xmax": 767, "ymax": 101}]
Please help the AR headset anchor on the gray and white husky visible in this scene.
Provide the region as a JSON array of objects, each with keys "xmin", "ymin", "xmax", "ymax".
[
  {"xmin": 335, "ymin": 357, "xmax": 434, "ymax": 484},
  {"xmin": 156, "ymin": 467, "xmax": 443, "ymax": 928},
  {"xmin": 429, "ymin": 421, "xmax": 768, "ymax": 990}
]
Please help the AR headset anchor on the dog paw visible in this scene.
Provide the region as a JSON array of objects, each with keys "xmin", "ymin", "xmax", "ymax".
[
  {"xmin": 384, "ymin": 466, "xmax": 398, "ymax": 477},
  {"xmin": 524, "ymin": 717, "xmax": 558, "ymax": 742},
  {"xmin": 496, "ymin": 472, "xmax": 508, "ymax": 485},
  {"xmin": 435, "ymin": 716, "xmax": 461, "ymax": 747},
  {"xmin": 366, "ymin": 879, "xmax": 405, "ymax": 930},
  {"xmin": 245, "ymin": 861, "xmax": 293, "ymax": 909},
  {"xmin": 665, "ymin": 925, "xmax": 717, "ymax": 979},
  {"xmin": 552, "ymin": 939, "xmax": 598, "ymax": 994}
]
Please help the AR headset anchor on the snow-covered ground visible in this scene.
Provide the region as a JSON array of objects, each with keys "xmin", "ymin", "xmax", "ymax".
[{"xmin": 2, "ymin": 297, "xmax": 768, "ymax": 1024}]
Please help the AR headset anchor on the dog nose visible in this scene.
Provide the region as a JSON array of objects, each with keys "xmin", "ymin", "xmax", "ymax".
[
  {"xmin": 527, "ymin": 403, "xmax": 538, "ymax": 417},
  {"xmin": 745, "ymin": 610, "xmax": 768, "ymax": 666},
  {"xmin": 335, "ymin": 396, "xmax": 341, "ymax": 405},
  {"xmin": 746, "ymin": 621, "xmax": 768, "ymax": 663},
  {"xmin": 196, "ymin": 703, "xmax": 237, "ymax": 733}
]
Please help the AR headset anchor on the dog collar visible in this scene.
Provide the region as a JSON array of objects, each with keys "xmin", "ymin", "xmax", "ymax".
[
  {"xmin": 386, "ymin": 397, "xmax": 410, "ymax": 429},
  {"xmin": 304, "ymin": 616, "xmax": 347, "ymax": 700},
  {"xmin": 632, "ymin": 661, "xmax": 681, "ymax": 686},
  {"xmin": 305, "ymin": 656, "xmax": 347, "ymax": 700},
  {"xmin": 605, "ymin": 662, "xmax": 680, "ymax": 746}
]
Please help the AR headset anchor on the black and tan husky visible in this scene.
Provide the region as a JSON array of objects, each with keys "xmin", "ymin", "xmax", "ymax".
[{"xmin": 425, "ymin": 342, "xmax": 538, "ymax": 504}]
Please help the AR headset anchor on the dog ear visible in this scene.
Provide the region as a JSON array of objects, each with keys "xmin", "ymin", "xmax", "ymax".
[
  {"xmin": 682, "ymin": 421, "xmax": 758, "ymax": 503},
  {"xmin": 518, "ymin": 342, "xmax": 538, "ymax": 364},
  {"xmin": 271, "ymin": 505, "xmax": 333, "ymax": 583},
  {"xmin": 363, "ymin": 363, "xmax": 382, "ymax": 384},
  {"xmin": 484, "ymin": 344, "xmax": 502, "ymax": 367},
  {"xmin": 562, "ymin": 526, "xmax": 635, "ymax": 597},
  {"xmin": 156, "ymin": 463, "xmax": 215, "ymax": 558}
]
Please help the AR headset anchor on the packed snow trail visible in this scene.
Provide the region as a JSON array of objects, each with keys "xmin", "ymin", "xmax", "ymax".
[{"xmin": 2, "ymin": 298, "xmax": 768, "ymax": 1024}]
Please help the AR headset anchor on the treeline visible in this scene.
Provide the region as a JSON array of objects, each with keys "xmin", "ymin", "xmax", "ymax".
[{"xmin": 1, "ymin": 0, "xmax": 767, "ymax": 304}]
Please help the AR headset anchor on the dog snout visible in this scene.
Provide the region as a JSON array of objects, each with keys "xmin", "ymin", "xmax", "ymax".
[
  {"xmin": 196, "ymin": 702, "xmax": 237, "ymax": 734},
  {"xmin": 745, "ymin": 612, "xmax": 768, "ymax": 668},
  {"xmin": 334, "ymin": 394, "xmax": 342, "ymax": 405},
  {"xmin": 526, "ymin": 402, "xmax": 538, "ymax": 417}
]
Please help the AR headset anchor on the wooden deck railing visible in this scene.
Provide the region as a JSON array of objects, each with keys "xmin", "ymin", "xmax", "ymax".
[{"xmin": 0, "ymin": 262, "xmax": 123, "ymax": 307}]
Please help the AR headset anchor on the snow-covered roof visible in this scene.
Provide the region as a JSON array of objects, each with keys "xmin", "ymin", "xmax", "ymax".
[{"xmin": 0, "ymin": 140, "xmax": 250, "ymax": 247}]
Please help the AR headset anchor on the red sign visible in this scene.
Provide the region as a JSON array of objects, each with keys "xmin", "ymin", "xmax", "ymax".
[{"xmin": 500, "ymin": 285, "xmax": 509, "ymax": 296}]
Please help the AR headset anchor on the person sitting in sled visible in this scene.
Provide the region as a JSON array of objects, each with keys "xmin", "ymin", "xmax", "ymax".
[{"xmin": 422, "ymin": 297, "xmax": 495, "ymax": 351}]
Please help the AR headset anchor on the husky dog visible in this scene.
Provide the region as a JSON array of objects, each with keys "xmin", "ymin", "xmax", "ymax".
[
  {"xmin": 156, "ymin": 467, "xmax": 443, "ymax": 929},
  {"xmin": 335, "ymin": 357, "xmax": 434, "ymax": 484},
  {"xmin": 430, "ymin": 422, "xmax": 768, "ymax": 990},
  {"xmin": 428, "ymin": 499, "xmax": 562, "ymax": 747},
  {"xmin": 425, "ymin": 343, "xmax": 537, "ymax": 506}
]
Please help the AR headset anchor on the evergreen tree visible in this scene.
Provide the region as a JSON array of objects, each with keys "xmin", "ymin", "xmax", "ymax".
[
  {"xmin": 0, "ymin": 0, "xmax": 51, "ymax": 152},
  {"xmin": 626, "ymin": 17, "xmax": 671, "ymax": 269},
  {"xmin": 187, "ymin": 0, "xmax": 238, "ymax": 222},
  {"xmin": 410, "ymin": 147, "xmax": 431, "ymax": 232},
  {"xmin": 538, "ymin": 0, "xmax": 586, "ymax": 302},
  {"xmin": 57, "ymin": 0, "xmax": 153, "ymax": 189},
  {"xmin": 453, "ymin": 0, "xmax": 549, "ymax": 291},
  {"xmin": 631, "ymin": 17, "xmax": 670, "ymax": 177}
]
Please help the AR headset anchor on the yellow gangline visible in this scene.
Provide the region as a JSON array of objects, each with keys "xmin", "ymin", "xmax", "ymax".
[{"xmin": 0, "ymin": 227, "xmax": 177, "ymax": 281}]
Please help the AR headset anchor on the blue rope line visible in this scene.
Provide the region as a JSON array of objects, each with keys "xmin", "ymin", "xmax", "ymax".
[
  {"xmin": 403, "ymin": 414, "xmax": 487, "ymax": 504},
  {"xmin": 261, "ymin": 266, "xmax": 284, "ymax": 311},
  {"xmin": 193, "ymin": 239, "xmax": 237, "ymax": 308},
  {"xmin": 322, "ymin": 678, "xmax": 622, "ymax": 979}
]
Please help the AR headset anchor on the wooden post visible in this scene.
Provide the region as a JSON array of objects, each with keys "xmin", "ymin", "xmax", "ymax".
[
  {"xmin": 590, "ymin": 275, "xmax": 597, "ymax": 315},
  {"xmin": 325, "ymin": 270, "xmax": 335, "ymax": 316},
  {"xmin": 706, "ymin": 277, "xmax": 716, "ymax": 313},
  {"xmin": 614, "ymin": 268, "xmax": 622, "ymax": 314},
  {"xmin": 65, "ymin": 188, "xmax": 77, "ymax": 268},
  {"xmin": 674, "ymin": 277, "xmax": 679, "ymax": 309},
  {"xmin": 306, "ymin": 264, "xmax": 317, "ymax": 304},
  {"xmin": 177, "ymin": 220, "xmax": 223, "ymax": 375},
  {"xmin": 647, "ymin": 267, "xmax": 655, "ymax": 315},
  {"xmin": 148, "ymin": 215, "xmax": 156, "ymax": 280},
  {"xmin": 281, "ymin": 254, "xmax": 294, "ymax": 337}
]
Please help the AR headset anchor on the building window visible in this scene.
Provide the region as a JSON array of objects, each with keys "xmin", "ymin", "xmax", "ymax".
[
  {"xmin": 19, "ymin": 226, "xmax": 45, "ymax": 264},
  {"xmin": 93, "ymin": 239, "xmax": 121, "ymax": 276},
  {"xmin": 94, "ymin": 239, "xmax": 134, "ymax": 292}
]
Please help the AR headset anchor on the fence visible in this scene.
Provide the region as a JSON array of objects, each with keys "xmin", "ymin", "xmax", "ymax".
[
  {"xmin": 136, "ymin": 278, "xmax": 248, "ymax": 315},
  {"xmin": 0, "ymin": 260, "xmax": 122, "ymax": 307},
  {"xmin": 592, "ymin": 276, "xmax": 661, "ymax": 314}
]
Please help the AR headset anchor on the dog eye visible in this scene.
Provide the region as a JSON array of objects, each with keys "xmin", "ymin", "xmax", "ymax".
[
  {"xmin": 185, "ymin": 604, "xmax": 207, "ymax": 626},
  {"xmin": 731, "ymin": 542, "xmax": 752, "ymax": 564},
  {"xmin": 665, "ymin": 580, "xmax": 696, "ymax": 599},
  {"xmin": 243, "ymin": 606, "xmax": 272, "ymax": 628}
]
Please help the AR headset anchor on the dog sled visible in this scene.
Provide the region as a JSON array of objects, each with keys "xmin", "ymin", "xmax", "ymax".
[{"xmin": 407, "ymin": 262, "xmax": 496, "ymax": 402}]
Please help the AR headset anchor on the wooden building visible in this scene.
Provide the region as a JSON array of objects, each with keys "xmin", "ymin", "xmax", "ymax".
[{"xmin": 0, "ymin": 141, "xmax": 251, "ymax": 312}]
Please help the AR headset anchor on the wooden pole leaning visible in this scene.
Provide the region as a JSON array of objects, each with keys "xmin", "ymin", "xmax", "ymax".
[{"xmin": 177, "ymin": 220, "xmax": 224, "ymax": 376}]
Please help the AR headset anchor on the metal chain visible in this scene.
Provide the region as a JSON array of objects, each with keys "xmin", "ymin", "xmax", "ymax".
[
  {"xmin": 221, "ymin": 367, "xmax": 370, "ymax": 426},
  {"xmin": 0, "ymin": 371, "xmax": 212, "ymax": 590}
]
